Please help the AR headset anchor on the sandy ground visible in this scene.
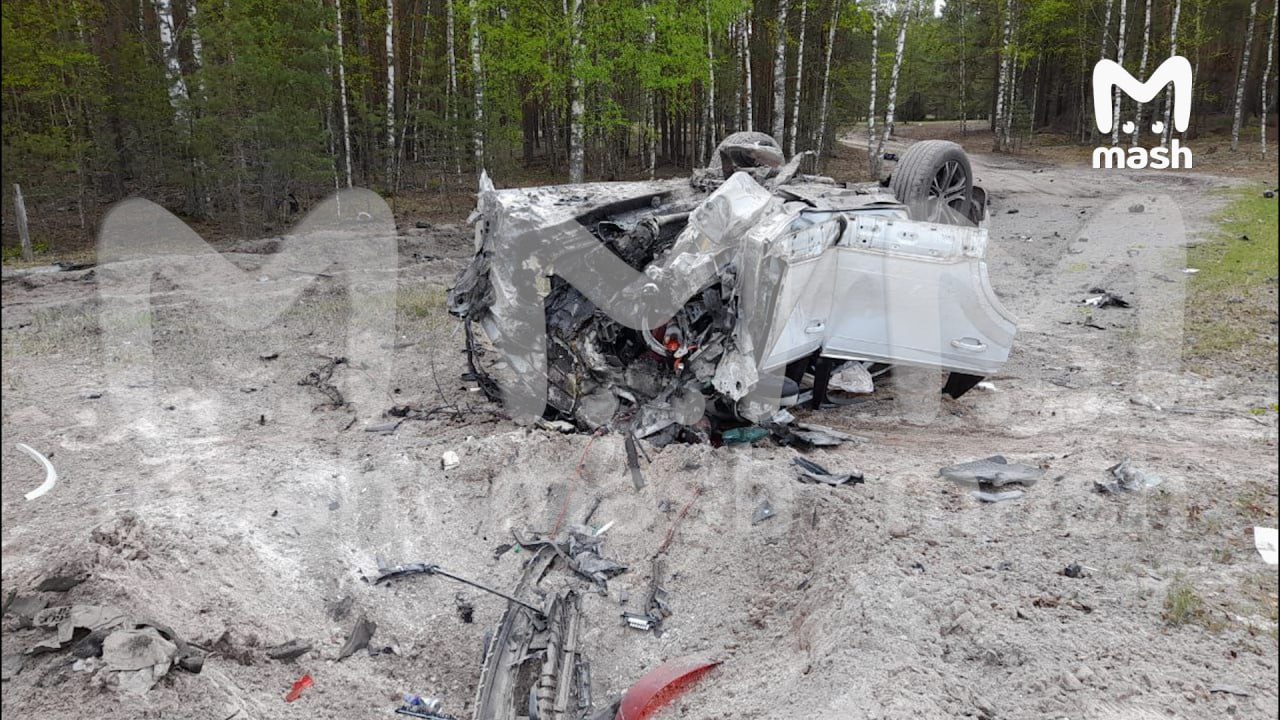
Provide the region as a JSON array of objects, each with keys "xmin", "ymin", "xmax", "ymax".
[{"xmin": 2, "ymin": 138, "xmax": 1277, "ymax": 720}]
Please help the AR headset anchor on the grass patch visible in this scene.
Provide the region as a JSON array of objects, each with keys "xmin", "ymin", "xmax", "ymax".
[
  {"xmin": 1163, "ymin": 579, "xmax": 1215, "ymax": 629},
  {"xmin": 1185, "ymin": 188, "xmax": 1279, "ymax": 375}
]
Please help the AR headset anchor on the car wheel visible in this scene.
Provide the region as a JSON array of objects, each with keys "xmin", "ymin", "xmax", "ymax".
[{"xmin": 890, "ymin": 140, "xmax": 974, "ymax": 224}]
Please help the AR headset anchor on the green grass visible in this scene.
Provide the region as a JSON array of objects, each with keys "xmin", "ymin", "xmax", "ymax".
[
  {"xmin": 1189, "ymin": 190, "xmax": 1279, "ymax": 293},
  {"xmin": 1185, "ymin": 189, "xmax": 1279, "ymax": 374}
]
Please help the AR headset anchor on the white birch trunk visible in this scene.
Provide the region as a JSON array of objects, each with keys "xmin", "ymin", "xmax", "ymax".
[
  {"xmin": 1110, "ymin": 0, "xmax": 1129, "ymax": 146},
  {"xmin": 815, "ymin": 0, "xmax": 841, "ymax": 164},
  {"xmin": 1231, "ymin": 0, "xmax": 1260, "ymax": 151},
  {"xmin": 867, "ymin": 13, "xmax": 878, "ymax": 172},
  {"xmin": 788, "ymin": 0, "xmax": 808, "ymax": 157},
  {"xmin": 993, "ymin": 0, "xmax": 1013, "ymax": 150},
  {"xmin": 1094, "ymin": 0, "xmax": 1115, "ymax": 144},
  {"xmin": 1002, "ymin": 13, "xmax": 1018, "ymax": 146},
  {"xmin": 446, "ymin": 0, "xmax": 461, "ymax": 175},
  {"xmin": 1130, "ymin": 0, "xmax": 1152, "ymax": 147},
  {"xmin": 705, "ymin": 0, "xmax": 717, "ymax": 162},
  {"xmin": 189, "ymin": 1, "xmax": 203, "ymax": 69},
  {"xmin": 336, "ymin": 0, "xmax": 353, "ymax": 187},
  {"xmin": 734, "ymin": 18, "xmax": 743, "ymax": 131},
  {"xmin": 1161, "ymin": 0, "xmax": 1182, "ymax": 147},
  {"xmin": 469, "ymin": 0, "xmax": 485, "ymax": 173},
  {"xmin": 385, "ymin": 0, "xmax": 396, "ymax": 185},
  {"xmin": 1262, "ymin": 0, "xmax": 1277, "ymax": 156},
  {"xmin": 874, "ymin": 2, "xmax": 909, "ymax": 163},
  {"xmin": 744, "ymin": 10, "xmax": 754, "ymax": 132},
  {"xmin": 959, "ymin": 0, "xmax": 967, "ymax": 135},
  {"xmin": 647, "ymin": 0, "xmax": 657, "ymax": 178},
  {"xmin": 569, "ymin": 0, "xmax": 585, "ymax": 182},
  {"xmin": 155, "ymin": 0, "xmax": 189, "ymax": 116},
  {"xmin": 772, "ymin": 0, "xmax": 790, "ymax": 142}
]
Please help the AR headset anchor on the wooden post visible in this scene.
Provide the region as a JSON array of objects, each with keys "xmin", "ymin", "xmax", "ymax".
[{"xmin": 14, "ymin": 184, "xmax": 32, "ymax": 262}]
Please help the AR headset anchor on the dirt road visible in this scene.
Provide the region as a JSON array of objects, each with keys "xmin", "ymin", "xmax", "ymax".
[{"xmin": 2, "ymin": 139, "xmax": 1276, "ymax": 720}]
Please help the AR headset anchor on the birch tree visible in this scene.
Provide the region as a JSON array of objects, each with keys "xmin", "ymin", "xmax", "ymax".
[
  {"xmin": 446, "ymin": 0, "xmax": 460, "ymax": 175},
  {"xmin": 1130, "ymin": 0, "xmax": 1152, "ymax": 147},
  {"xmin": 772, "ymin": 0, "xmax": 790, "ymax": 142},
  {"xmin": 646, "ymin": 0, "xmax": 657, "ymax": 178},
  {"xmin": 469, "ymin": 0, "xmax": 485, "ymax": 173},
  {"xmin": 1262, "ymin": 0, "xmax": 1277, "ymax": 156},
  {"xmin": 959, "ymin": 0, "xmax": 967, "ymax": 135},
  {"xmin": 1161, "ymin": 0, "xmax": 1183, "ymax": 148},
  {"xmin": 568, "ymin": 0, "xmax": 585, "ymax": 182},
  {"xmin": 743, "ymin": 9, "xmax": 754, "ymax": 131},
  {"xmin": 1231, "ymin": 0, "xmax": 1260, "ymax": 151},
  {"xmin": 155, "ymin": 0, "xmax": 189, "ymax": 117},
  {"xmin": 1093, "ymin": 0, "xmax": 1115, "ymax": 144},
  {"xmin": 1110, "ymin": 0, "xmax": 1129, "ymax": 146},
  {"xmin": 735, "ymin": 15, "xmax": 749, "ymax": 131},
  {"xmin": 867, "ymin": 12, "xmax": 879, "ymax": 171},
  {"xmin": 704, "ymin": 0, "xmax": 717, "ymax": 164},
  {"xmin": 873, "ymin": 0, "xmax": 909, "ymax": 166},
  {"xmin": 385, "ymin": 0, "xmax": 396, "ymax": 186},
  {"xmin": 815, "ymin": 0, "xmax": 842, "ymax": 165},
  {"xmin": 788, "ymin": 0, "xmax": 808, "ymax": 157},
  {"xmin": 993, "ymin": 0, "xmax": 1013, "ymax": 151}
]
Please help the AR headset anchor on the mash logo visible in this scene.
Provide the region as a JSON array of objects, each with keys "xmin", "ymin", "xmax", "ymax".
[{"xmin": 1091, "ymin": 55, "xmax": 1194, "ymax": 169}]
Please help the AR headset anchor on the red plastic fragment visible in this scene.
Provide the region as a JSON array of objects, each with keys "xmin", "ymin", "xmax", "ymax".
[
  {"xmin": 616, "ymin": 656, "xmax": 721, "ymax": 720},
  {"xmin": 285, "ymin": 673, "xmax": 313, "ymax": 702}
]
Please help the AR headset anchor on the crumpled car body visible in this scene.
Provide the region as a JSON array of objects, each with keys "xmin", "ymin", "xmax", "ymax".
[{"xmin": 448, "ymin": 134, "xmax": 1016, "ymax": 438}]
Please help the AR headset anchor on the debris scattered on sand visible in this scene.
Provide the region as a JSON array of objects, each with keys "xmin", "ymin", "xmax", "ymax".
[
  {"xmin": 751, "ymin": 499, "xmax": 776, "ymax": 525},
  {"xmin": 1254, "ymin": 527, "xmax": 1278, "ymax": 565},
  {"xmin": 941, "ymin": 455, "xmax": 1042, "ymax": 503},
  {"xmin": 1061, "ymin": 563, "xmax": 1087, "ymax": 579},
  {"xmin": 940, "ymin": 455, "xmax": 1043, "ymax": 488},
  {"xmin": 616, "ymin": 656, "xmax": 721, "ymax": 720},
  {"xmin": 794, "ymin": 457, "xmax": 864, "ymax": 486},
  {"xmin": 336, "ymin": 614, "xmax": 376, "ymax": 661},
  {"xmin": 1082, "ymin": 289, "xmax": 1132, "ymax": 309},
  {"xmin": 266, "ymin": 639, "xmax": 312, "ymax": 661},
  {"xmin": 1096, "ymin": 458, "xmax": 1163, "ymax": 494},
  {"xmin": 440, "ymin": 450, "xmax": 460, "ymax": 470},
  {"xmin": 298, "ymin": 356, "xmax": 347, "ymax": 408},
  {"xmin": 971, "ymin": 489, "xmax": 1025, "ymax": 503},
  {"xmin": 284, "ymin": 673, "xmax": 313, "ymax": 702},
  {"xmin": 1129, "ymin": 395, "xmax": 1163, "ymax": 411},
  {"xmin": 396, "ymin": 693, "xmax": 459, "ymax": 719},
  {"xmin": 102, "ymin": 627, "xmax": 177, "ymax": 694},
  {"xmin": 16, "ymin": 443, "xmax": 58, "ymax": 500}
]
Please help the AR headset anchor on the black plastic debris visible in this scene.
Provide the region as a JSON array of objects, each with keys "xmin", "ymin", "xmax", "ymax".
[
  {"xmin": 1061, "ymin": 563, "xmax": 1087, "ymax": 578},
  {"xmin": 793, "ymin": 457, "xmax": 864, "ymax": 486},
  {"xmin": 752, "ymin": 499, "xmax": 776, "ymax": 525},
  {"xmin": 773, "ymin": 422, "xmax": 864, "ymax": 448},
  {"xmin": 567, "ymin": 526, "xmax": 629, "ymax": 592},
  {"xmin": 337, "ymin": 614, "xmax": 376, "ymax": 661},
  {"xmin": 35, "ymin": 570, "xmax": 87, "ymax": 593},
  {"xmin": 1083, "ymin": 288, "xmax": 1132, "ymax": 309},
  {"xmin": 266, "ymin": 639, "xmax": 312, "ymax": 661},
  {"xmin": 455, "ymin": 594, "xmax": 474, "ymax": 624}
]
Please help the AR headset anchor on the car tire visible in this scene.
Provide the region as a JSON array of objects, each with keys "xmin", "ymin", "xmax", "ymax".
[{"xmin": 890, "ymin": 140, "xmax": 974, "ymax": 224}]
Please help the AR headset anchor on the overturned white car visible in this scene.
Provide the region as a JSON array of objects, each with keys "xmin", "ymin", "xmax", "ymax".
[{"xmin": 448, "ymin": 133, "xmax": 1016, "ymax": 442}]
